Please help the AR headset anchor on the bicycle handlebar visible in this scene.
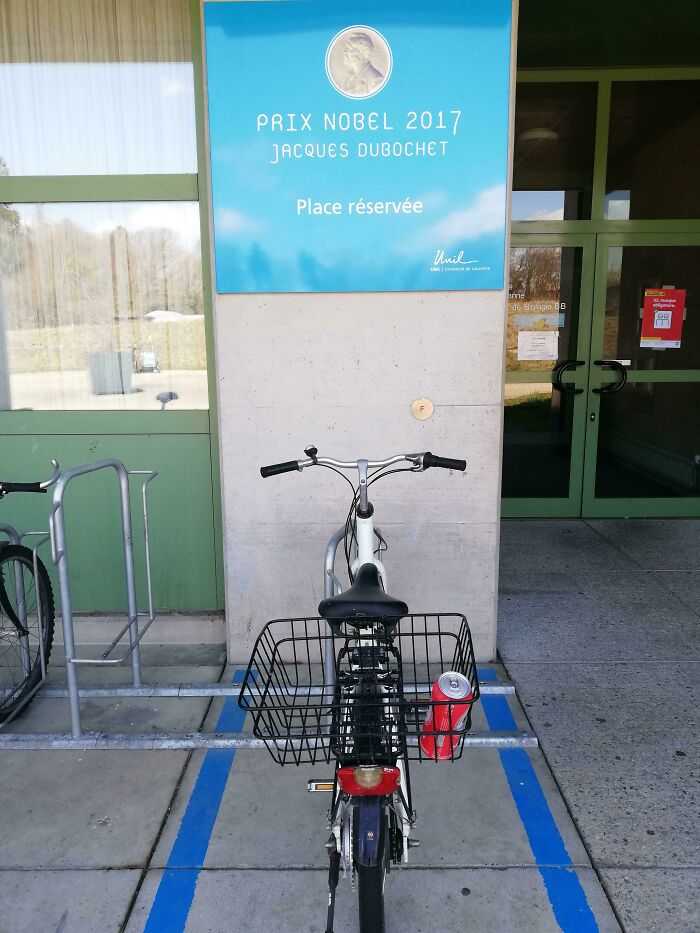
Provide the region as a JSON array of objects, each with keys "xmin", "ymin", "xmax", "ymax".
[
  {"xmin": 0, "ymin": 482, "xmax": 46, "ymax": 493},
  {"xmin": 0, "ymin": 459, "xmax": 61, "ymax": 495},
  {"xmin": 422, "ymin": 452, "xmax": 467, "ymax": 472},
  {"xmin": 260, "ymin": 460, "xmax": 301, "ymax": 478},
  {"xmin": 260, "ymin": 450, "xmax": 466, "ymax": 478}
]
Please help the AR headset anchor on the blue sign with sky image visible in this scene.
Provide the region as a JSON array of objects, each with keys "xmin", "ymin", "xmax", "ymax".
[{"xmin": 204, "ymin": 0, "xmax": 512, "ymax": 293}]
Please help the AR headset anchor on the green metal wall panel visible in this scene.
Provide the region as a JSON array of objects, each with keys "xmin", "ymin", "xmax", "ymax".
[{"xmin": 0, "ymin": 434, "xmax": 218, "ymax": 611}]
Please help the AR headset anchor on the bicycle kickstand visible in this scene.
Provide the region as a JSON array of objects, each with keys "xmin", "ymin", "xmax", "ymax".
[{"xmin": 325, "ymin": 835, "xmax": 341, "ymax": 933}]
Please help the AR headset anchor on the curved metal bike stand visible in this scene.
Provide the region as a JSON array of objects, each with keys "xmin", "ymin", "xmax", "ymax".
[{"xmin": 48, "ymin": 459, "xmax": 158, "ymax": 738}]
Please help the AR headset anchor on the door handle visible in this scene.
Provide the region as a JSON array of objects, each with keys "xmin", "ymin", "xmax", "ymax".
[
  {"xmin": 552, "ymin": 359, "xmax": 585, "ymax": 395},
  {"xmin": 592, "ymin": 360, "xmax": 628, "ymax": 394}
]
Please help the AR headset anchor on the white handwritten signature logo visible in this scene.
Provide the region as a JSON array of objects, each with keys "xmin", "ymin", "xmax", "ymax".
[
  {"xmin": 433, "ymin": 250, "xmax": 478, "ymax": 266},
  {"xmin": 430, "ymin": 250, "xmax": 491, "ymax": 273}
]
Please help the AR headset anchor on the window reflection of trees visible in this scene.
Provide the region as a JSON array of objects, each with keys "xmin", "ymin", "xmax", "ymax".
[{"xmin": 0, "ymin": 208, "xmax": 205, "ymax": 381}]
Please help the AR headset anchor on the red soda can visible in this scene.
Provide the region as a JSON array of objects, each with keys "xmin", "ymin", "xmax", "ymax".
[{"xmin": 420, "ymin": 671, "xmax": 474, "ymax": 760}]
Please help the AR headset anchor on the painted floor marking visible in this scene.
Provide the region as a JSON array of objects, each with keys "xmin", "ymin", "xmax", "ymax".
[
  {"xmin": 143, "ymin": 669, "xmax": 246, "ymax": 933},
  {"xmin": 480, "ymin": 667, "xmax": 599, "ymax": 931},
  {"xmin": 143, "ymin": 667, "xmax": 600, "ymax": 932}
]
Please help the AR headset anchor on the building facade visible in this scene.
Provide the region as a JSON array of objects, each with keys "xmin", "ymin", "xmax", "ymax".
[{"xmin": 0, "ymin": 0, "xmax": 698, "ymax": 658}]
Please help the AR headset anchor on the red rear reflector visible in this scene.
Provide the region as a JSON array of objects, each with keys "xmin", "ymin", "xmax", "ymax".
[{"xmin": 336, "ymin": 766, "xmax": 400, "ymax": 796}]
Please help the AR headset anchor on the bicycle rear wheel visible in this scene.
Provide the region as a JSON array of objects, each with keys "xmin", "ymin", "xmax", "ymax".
[
  {"xmin": 0, "ymin": 545, "xmax": 55, "ymax": 723},
  {"xmin": 356, "ymin": 858, "xmax": 386, "ymax": 933}
]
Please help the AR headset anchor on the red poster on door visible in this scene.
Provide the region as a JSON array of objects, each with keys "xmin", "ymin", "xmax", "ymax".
[{"xmin": 640, "ymin": 288, "xmax": 686, "ymax": 349}]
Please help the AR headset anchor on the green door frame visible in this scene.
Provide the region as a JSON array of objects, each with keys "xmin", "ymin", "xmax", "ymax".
[
  {"xmin": 505, "ymin": 65, "xmax": 700, "ymax": 518},
  {"xmin": 581, "ymin": 231, "xmax": 700, "ymax": 517},
  {"xmin": 502, "ymin": 233, "xmax": 596, "ymax": 518}
]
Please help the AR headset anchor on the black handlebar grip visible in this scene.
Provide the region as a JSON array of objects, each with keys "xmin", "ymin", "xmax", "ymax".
[
  {"xmin": 260, "ymin": 461, "xmax": 301, "ymax": 478},
  {"xmin": 423, "ymin": 452, "xmax": 467, "ymax": 472},
  {"xmin": 0, "ymin": 482, "xmax": 46, "ymax": 493}
]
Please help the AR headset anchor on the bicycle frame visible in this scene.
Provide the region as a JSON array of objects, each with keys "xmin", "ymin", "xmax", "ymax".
[{"xmin": 323, "ymin": 505, "xmax": 413, "ymax": 873}]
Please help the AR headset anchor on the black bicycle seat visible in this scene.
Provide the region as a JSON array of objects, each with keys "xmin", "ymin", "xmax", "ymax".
[{"xmin": 318, "ymin": 562, "xmax": 408, "ymax": 622}]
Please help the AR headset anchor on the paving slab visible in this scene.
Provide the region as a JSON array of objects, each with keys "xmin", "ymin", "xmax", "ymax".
[
  {"xmin": 500, "ymin": 520, "xmax": 639, "ymax": 574},
  {"xmin": 650, "ymin": 571, "xmax": 700, "ymax": 618},
  {"xmin": 506, "ymin": 661, "xmax": 700, "ymax": 867},
  {"xmin": 45, "ymin": 643, "xmax": 226, "ymax": 675},
  {"xmin": 125, "ymin": 866, "xmax": 621, "ymax": 933},
  {"xmin": 599, "ymin": 868, "xmax": 700, "ymax": 933},
  {"xmin": 498, "ymin": 571, "xmax": 700, "ymax": 662},
  {"xmin": 0, "ymin": 664, "xmax": 221, "ymax": 870},
  {"xmin": 151, "ymin": 690, "xmax": 590, "ymax": 871},
  {"xmin": 586, "ymin": 519, "xmax": 700, "ymax": 572},
  {"xmin": 0, "ymin": 869, "xmax": 140, "ymax": 933},
  {"xmin": 7, "ymin": 666, "xmax": 220, "ymax": 734}
]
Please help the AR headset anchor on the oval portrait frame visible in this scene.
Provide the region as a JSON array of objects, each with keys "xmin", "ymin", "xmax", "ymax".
[{"xmin": 325, "ymin": 25, "xmax": 393, "ymax": 100}]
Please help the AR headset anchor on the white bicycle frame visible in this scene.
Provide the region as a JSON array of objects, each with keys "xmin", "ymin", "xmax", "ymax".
[{"xmin": 318, "ymin": 455, "xmax": 418, "ymax": 870}]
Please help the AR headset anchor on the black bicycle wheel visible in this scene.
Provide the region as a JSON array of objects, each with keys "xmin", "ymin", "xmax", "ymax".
[
  {"xmin": 356, "ymin": 858, "xmax": 386, "ymax": 933},
  {"xmin": 0, "ymin": 544, "xmax": 55, "ymax": 723}
]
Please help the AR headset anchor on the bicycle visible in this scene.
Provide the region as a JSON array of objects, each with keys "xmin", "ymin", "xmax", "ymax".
[
  {"xmin": 0, "ymin": 461, "xmax": 59, "ymax": 724},
  {"xmin": 239, "ymin": 447, "xmax": 480, "ymax": 933}
]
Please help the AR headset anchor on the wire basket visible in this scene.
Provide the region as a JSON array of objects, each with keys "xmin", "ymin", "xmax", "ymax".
[{"xmin": 238, "ymin": 613, "xmax": 479, "ymax": 766}]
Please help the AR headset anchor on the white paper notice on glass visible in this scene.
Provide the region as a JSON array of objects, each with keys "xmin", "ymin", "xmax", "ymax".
[{"xmin": 517, "ymin": 330, "xmax": 559, "ymax": 361}]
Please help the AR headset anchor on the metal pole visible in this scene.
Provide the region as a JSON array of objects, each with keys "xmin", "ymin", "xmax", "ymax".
[
  {"xmin": 34, "ymin": 679, "xmax": 515, "ymax": 699},
  {"xmin": 323, "ymin": 527, "xmax": 345, "ymax": 692},
  {"xmin": 50, "ymin": 497, "xmax": 83, "ymax": 737},
  {"xmin": 0, "ymin": 729, "xmax": 538, "ymax": 751},
  {"xmin": 115, "ymin": 462, "xmax": 142, "ymax": 687}
]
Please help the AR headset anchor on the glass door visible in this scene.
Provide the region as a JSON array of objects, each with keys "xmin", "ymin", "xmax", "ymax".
[
  {"xmin": 582, "ymin": 234, "xmax": 700, "ymax": 517},
  {"xmin": 502, "ymin": 234, "xmax": 595, "ymax": 516}
]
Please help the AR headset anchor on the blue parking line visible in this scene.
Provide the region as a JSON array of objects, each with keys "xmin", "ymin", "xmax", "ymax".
[
  {"xmin": 143, "ymin": 670, "xmax": 246, "ymax": 933},
  {"xmin": 479, "ymin": 668, "xmax": 599, "ymax": 932},
  {"xmin": 144, "ymin": 666, "xmax": 598, "ymax": 932}
]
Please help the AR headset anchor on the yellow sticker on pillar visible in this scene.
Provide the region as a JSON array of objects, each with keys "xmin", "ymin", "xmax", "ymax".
[{"xmin": 640, "ymin": 288, "xmax": 686, "ymax": 349}]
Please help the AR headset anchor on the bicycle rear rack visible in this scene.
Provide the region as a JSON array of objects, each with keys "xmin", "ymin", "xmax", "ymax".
[{"xmin": 0, "ymin": 486, "xmax": 537, "ymax": 752}]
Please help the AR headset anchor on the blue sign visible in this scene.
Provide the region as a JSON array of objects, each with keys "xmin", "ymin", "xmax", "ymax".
[{"xmin": 204, "ymin": 0, "xmax": 512, "ymax": 293}]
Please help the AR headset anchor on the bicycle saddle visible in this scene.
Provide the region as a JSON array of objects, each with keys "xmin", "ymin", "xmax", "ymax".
[{"xmin": 318, "ymin": 562, "xmax": 408, "ymax": 622}]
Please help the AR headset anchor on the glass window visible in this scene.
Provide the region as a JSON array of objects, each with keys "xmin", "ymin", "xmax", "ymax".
[
  {"xmin": 605, "ymin": 81, "xmax": 700, "ymax": 220},
  {"xmin": 603, "ymin": 245, "xmax": 700, "ymax": 371},
  {"xmin": 512, "ymin": 83, "xmax": 597, "ymax": 221},
  {"xmin": 595, "ymin": 382, "xmax": 700, "ymax": 498},
  {"xmin": 507, "ymin": 246, "xmax": 583, "ymax": 372},
  {"xmin": 0, "ymin": 201, "xmax": 207, "ymax": 410},
  {"xmin": 502, "ymin": 383, "xmax": 575, "ymax": 499},
  {"xmin": 0, "ymin": 0, "xmax": 196, "ymax": 175}
]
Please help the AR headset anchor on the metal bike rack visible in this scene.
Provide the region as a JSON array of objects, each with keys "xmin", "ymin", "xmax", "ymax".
[
  {"xmin": 0, "ymin": 478, "xmax": 537, "ymax": 752},
  {"xmin": 49, "ymin": 459, "xmax": 158, "ymax": 738}
]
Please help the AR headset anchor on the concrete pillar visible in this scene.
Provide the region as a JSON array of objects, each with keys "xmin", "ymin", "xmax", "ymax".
[{"xmin": 202, "ymin": 2, "xmax": 517, "ymax": 662}]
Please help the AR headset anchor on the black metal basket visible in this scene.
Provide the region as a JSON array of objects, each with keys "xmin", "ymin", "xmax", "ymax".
[{"xmin": 238, "ymin": 613, "xmax": 479, "ymax": 766}]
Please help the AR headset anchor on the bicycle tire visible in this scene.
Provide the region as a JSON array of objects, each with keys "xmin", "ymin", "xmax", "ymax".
[
  {"xmin": 356, "ymin": 858, "xmax": 386, "ymax": 933},
  {"xmin": 0, "ymin": 544, "xmax": 55, "ymax": 723}
]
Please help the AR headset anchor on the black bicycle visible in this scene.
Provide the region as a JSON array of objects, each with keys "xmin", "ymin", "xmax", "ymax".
[
  {"xmin": 239, "ymin": 448, "xmax": 479, "ymax": 933},
  {"xmin": 0, "ymin": 463, "xmax": 58, "ymax": 724}
]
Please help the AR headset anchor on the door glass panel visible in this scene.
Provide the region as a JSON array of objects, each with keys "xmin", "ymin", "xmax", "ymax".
[
  {"xmin": 605, "ymin": 81, "xmax": 700, "ymax": 220},
  {"xmin": 0, "ymin": 201, "xmax": 207, "ymax": 411},
  {"xmin": 603, "ymin": 246, "xmax": 700, "ymax": 370},
  {"xmin": 502, "ymin": 383, "xmax": 574, "ymax": 498},
  {"xmin": 508, "ymin": 246, "xmax": 583, "ymax": 372},
  {"xmin": 0, "ymin": 0, "xmax": 196, "ymax": 175},
  {"xmin": 512, "ymin": 83, "xmax": 597, "ymax": 221},
  {"xmin": 595, "ymin": 382, "xmax": 700, "ymax": 498},
  {"xmin": 503, "ymin": 245, "xmax": 584, "ymax": 500}
]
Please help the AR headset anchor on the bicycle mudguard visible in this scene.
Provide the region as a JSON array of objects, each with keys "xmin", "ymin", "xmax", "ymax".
[{"xmin": 353, "ymin": 796, "xmax": 386, "ymax": 867}]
